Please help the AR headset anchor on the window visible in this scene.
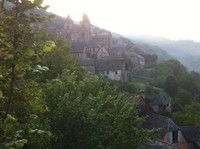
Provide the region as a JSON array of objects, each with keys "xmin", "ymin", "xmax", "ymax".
[
  {"xmin": 172, "ymin": 131, "xmax": 178, "ymax": 143},
  {"xmin": 168, "ymin": 130, "xmax": 181, "ymax": 144},
  {"xmin": 115, "ymin": 71, "xmax": 118, "ymax": 74}
]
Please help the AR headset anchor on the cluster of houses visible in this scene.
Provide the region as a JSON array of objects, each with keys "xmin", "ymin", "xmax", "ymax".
[
  {"xmin": 64, "ymin": 13, "xmax": 145, "ymax": 81},
  {"xmin": 136, "ymin": 92, "xmax": 200, "ymax": 149},
  {"xmin": 63, "ymin": 14, "xmax": 200, "ymax": 149}
]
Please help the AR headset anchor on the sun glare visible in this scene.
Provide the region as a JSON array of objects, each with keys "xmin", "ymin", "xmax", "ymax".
[{"xmin": 44, "ymin": 0, "xmax": 200, "ymax": 41}]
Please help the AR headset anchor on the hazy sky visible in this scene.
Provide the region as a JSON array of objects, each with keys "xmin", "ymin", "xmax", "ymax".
[{"xmin": 44, "ymin": 0, "xmax": 200, "ymax": 41}]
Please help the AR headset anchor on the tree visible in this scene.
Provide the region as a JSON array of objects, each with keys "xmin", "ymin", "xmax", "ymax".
[
  {"xmin": 0, "ymin": 0, "xmax": 55, "ymax": 115},
  {"xmin": 39, "ymin": 37, "xmax": 84, "ymax": 82},
  {"xmin": 163, "ymin": 74, "xmax": 178, "ymax": 97},
  {"xmin": 179, "ymin": 73, "xmax": 198, "ymax": 95},
  {"xmin": 172, "ymin": 102, "xmax": 200, "ymax": 126},
  {"xmin": 165, "ymin": 59, "xmax": 186, "ymax": 76},
  {"xmin": 173, "ymin": 89, "xmax": 192, "ymax": 107},
  {"xmin": 44, "ymin": 71, "xmax": 156, "ymax": 149},
  {"xmin": 0, "ymin": 0, "xmax": 54, "ymax": 147}
]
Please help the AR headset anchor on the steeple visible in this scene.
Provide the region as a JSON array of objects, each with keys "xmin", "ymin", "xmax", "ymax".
[
  {"xmin": 80, "ymin": 13, "xmax": 91, "ymax": 27},
  {"xmin": 66, "ymin": 14, "xmax": 74, "ymax": 25}
]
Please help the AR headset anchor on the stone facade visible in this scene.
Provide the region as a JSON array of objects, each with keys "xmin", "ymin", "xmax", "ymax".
[{"xmin": 64, "ymin": 14, "xmax": 112, "ymax": 50}]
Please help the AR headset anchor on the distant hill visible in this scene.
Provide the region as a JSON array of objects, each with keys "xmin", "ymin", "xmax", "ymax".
[
  {"xmin": 111, "ymin": 34, "xmax": 172, "ymax": 63},
  {"xmin": 132, "ymin": 42, "xmax": 172, "ymax": 62},
  {"xmin": 129, "ymin": 35, "xmax": 200, "ymax": 72}
]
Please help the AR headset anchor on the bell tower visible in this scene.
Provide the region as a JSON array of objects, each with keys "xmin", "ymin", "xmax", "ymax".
[
  {"xmin": 64, "ymin": 15, "xmax": 74, "ymax": 41},
  {"xmin": 80, "ymin": 13, "xmax": 91, "ymax": 43}
]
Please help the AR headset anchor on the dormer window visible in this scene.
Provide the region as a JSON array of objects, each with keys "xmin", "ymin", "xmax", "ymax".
[
  {"xmin": 168, "ymin": 130, "xmax": 181, "ymax": 144},
  {"xmin": 172, "ymin": 131, "xmax": 178, "ymax": 143}
]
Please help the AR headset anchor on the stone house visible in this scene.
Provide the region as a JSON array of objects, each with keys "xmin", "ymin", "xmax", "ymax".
[
  {"xmin": 71, "ymin": 42, "xmax": 87, "ymax": 59},
  {"xmin": 84, "ymin": 43, "xmax": 110, "ymax": 60},
  {"xmin": 71, "ymin": 42, "xmax": 110, "ymax": 60},
  {"xmin": 95, "ymin": 56, "xmax": 126, "ymax": 81},
  {"xmin": 150, "ymin": 92, "xmax": 172, "ymax": 113},
  {"xmin": 138, "ymin": 96, "xmax": 190, "ymax": 149}
]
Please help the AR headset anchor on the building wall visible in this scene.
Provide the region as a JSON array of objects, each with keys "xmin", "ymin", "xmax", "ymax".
[
  {"xmin": 71, "ymin": 52, "xmax": 86, "ymax": 59},
  {"xmin": 152, "ymin": 105, "xmax": 159, "ymax": 112},
  {"xmin": 163, "ymin": 131, "xmax": 189, "ymax": 149},
  {"xmin": 97, "ymin": 47, "xmax": 110, "ymax": 59},
  {"xmin": 103, "ymin": 70, "xmax": 121, "ymax": 81}
]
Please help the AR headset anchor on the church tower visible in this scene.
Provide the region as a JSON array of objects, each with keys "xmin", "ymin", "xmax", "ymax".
[
  {"xmin": 80, "ymin": 13, "xmax": 91, "ymax": 43},
  {"xmin": 80, "ymin": 13, "xmax": 91, "ymax": 28},
  {"xmin": 64, "ymin": 15, "xmax": 74, "ymax": 41}
]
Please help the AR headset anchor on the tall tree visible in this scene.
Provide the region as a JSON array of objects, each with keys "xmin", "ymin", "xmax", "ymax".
[
  {"xmin": 44, "ymin": 71, "xmax": 156, "ymax": 149},
  {"xmin": 163, "ymin": 74, "xmax": 178, "ymax": 97},
  {"xmin": 172, "ymin": 102, "xmax": 200, "ymax": 126},
  {"xmin": 0, "ymin": 0, "xmax": 53, "ymax": 148},
  {"xmin": 0, "ymin": 0, "xmax": 53, "ymax": 115}
]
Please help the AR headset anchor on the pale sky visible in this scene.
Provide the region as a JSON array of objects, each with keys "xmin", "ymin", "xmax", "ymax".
[{"xmin": 43, "ymin": 0, "xmax": 200, "ymax": 41}]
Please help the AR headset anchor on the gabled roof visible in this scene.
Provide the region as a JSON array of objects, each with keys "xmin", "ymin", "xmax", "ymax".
[
  {"xmin": 96, "ymin": 60, "xmax": 122, "ymax": 72},
  {"xmin": 182, "ymin": 127, "xmax": 200, "ymax": 148},
  {"xmin": 95, "ymin": 56, "xmax": 124, "ymax": 72},
  {"xmin": 98, "ymin": 56, "xmax": 124, "ymax": 61},
  {"xmin": 77, "ymin": 59, "xmax": 95, "ymax": 66},
  {"xmin": 151, "ymin": 92, "xmax": 172, "ymax": 106},
  {"xmin": 140, "ymin": 105, "xmax": 179, "ymax": 139}
]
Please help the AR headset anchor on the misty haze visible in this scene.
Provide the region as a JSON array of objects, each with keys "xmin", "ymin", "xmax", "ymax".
[{"xmin": 1, "ymin": 0, "xmax": 200, "ymax": 149}]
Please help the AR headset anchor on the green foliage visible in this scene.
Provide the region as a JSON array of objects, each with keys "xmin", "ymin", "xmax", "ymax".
[
  {"xmin": 152, "ymin": 59, "xmax": 186, "ymax": 88},
  {"xmin": 163, "ymin": 74, "xmax": 178, "ymax": 97},
  {"xmin": 195, "ymin": 95, "xmax": 200, "ymax": 103},
  {"xmin": 173, "ymin": 89, "xmax": 192, "ymax": 107},
  {"xmin": 152, "ymin": 59, "xmax": 200, "ymax": 100},
  {"xmin": 40, "ymin": 37, "xmax": 84, "ymax": 82},
  {"xmin": 179, "ymin": 73, "xmax": 198, "ymax": 95},
  {"xmin": 44, "ymin": 71, "xmax": 156, "ymax": 149},
  {"xmin": 172, "ymin": 102, "xmax": 200, "ymax": 126},
  {"xmin": 144, "ymin": 84, "xmax": 162, "ymax": 101},
  {"xmin": 153, "ymin": 65, "xmax": 172, "ymax": 88},
  {"xmin": 122, "ymin": 54, "xmax": 133, "ymax": 71},
  {"xmin": 0, "ymin": 0, "xmax": 53, "ymax": 148},
  {"xmin": 0, "ymin": 114, "xmax": 51, "ymax": 149},
  {"xmin": 108, "ymin": 80, "xmax": 137, "ymax": 94},
  {"xmin": 0, "ymin": 0, "xmax": 54, "ymax": 114}
]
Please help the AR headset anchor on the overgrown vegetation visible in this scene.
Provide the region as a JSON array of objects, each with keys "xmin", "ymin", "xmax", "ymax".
[{"xmin": 0, "ymin": 0, "xmax": 156, "ymax": 148}]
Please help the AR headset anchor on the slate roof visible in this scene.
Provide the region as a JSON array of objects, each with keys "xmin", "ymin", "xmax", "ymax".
[
  {"xmin": 95, "ymin": 60, "xmax": 122, "ymax": 72},
  {"xmin": 71, "ymin": 42, "xmax": 85, "ymax": 53},
  {"xmin": 77, "ymin": 59, "xmax": 95, "ymax": 66},
  {"xmin": 181, "ymin": 127, "xmax": 200, "ymax": 148},
  {"xmin": 151, "ymin": 92, "xmax": 172, "ymax": 106},
  {"xmin": 140, "ymin": 105, "xmax": 179, "ymax": 139},
  {"xmin": 95, "ymin": 56, "xmax": 124, "ymax": 72},
  {"xmin": 98, "ymin": 55, "xmax": 124, "ymax": 61}
]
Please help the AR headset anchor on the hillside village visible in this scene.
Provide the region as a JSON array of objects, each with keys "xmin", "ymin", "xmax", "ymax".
[
  {"xmin": 2, "ymin": 1, "xmax": 200, "ymax": 149},
  {"xmin": 62, "ymin": 13, "xmax": 145, "ymax": 81},
  {"xmin": 60, "ymin": 14, "xmax": 200, "ymax": 149}
]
